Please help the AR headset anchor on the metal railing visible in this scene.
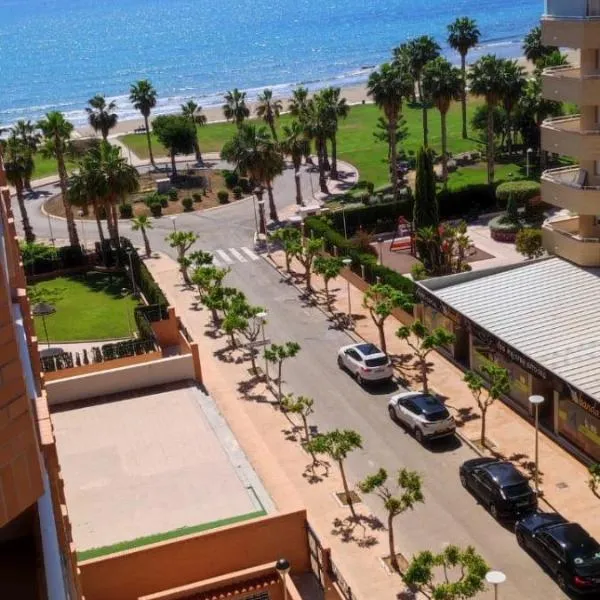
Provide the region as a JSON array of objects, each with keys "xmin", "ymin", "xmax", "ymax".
[
  {"xmin": 329, "ymin": 559, "xmax": 355, "ymax": 600},
  {"xmin": 544, "ymin": 0, "xmax": 600, "ymax": 18},
  {"xmin": 542, "ymin": 114, "xmax": 600, "ymax": 135},
  {"xmin": 542, "ymin": 167, "xmax": 600, "ymax": 190},
  {"xmin": 544, "ymin": 220, "xmax": 600, "ymax": 243}
]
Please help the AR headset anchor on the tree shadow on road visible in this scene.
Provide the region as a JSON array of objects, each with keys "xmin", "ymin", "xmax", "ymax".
[
  {"xmin": 448, "ymin": 405, "xmax": 480, "ymax": 426},
  {"xmin": 237, "ymin": 376, "xmax": 270, "ymax": 404}
]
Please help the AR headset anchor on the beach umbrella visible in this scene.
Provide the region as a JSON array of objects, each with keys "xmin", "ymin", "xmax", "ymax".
[{"xmin": 32, "ymin": 302, "xmax": 56, "ymax": 348}]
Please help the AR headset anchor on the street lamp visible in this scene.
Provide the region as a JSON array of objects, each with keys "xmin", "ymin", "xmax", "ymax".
[
  {"xmin": 485, "ymin": 570, "xmax": 506, "ymax": 600},
  {"xmin": 529, "ymin": 394, "xmax": 545, "ymax": 496},
  {"xmin": 126, "ymin": 248, "xmax": 138, "ymax": 297},
  {"xmin": 342, "ymin": 257, "xmax": 352, "ymax": 326},
  {"xmin": 257, "ymin": 311, "xmax": 268, "ymax": 379},
  {"xmin": 377, "ymin": 236, "xmax": 384, "ymax": 265},
  {"xmin": 275, "ymin": 558, "xmax": 291, "ymax": 600},
  {"xmin": 46, "ymin": 213, "xmax": 55, "ymax": 247},
  {"xmin": 169, "ymin": 215, "xmax": 177, "ymax": 232},
  {"xmin": 342, "ymin": 204, "xmax": 348, "ymax": 240},
  {"xmin": 526, "ymin": 147, "xmax": 534, "ymax": 178}
]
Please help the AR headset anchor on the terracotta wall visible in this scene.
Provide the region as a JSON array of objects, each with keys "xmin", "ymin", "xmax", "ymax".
[
  {"xmin": 151, "ymin": 307, "xmax": 181, "ymax": 348},
  {"xmin": 79, "ymin": 510, "xmax": 311, "ymax": 600}
]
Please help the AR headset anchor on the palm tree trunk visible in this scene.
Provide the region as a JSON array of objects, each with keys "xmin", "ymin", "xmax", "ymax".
[
  {"xmin": 487, "ymin": 104, "xmax": 495, "ymax": 186},
  {"xmin": 194, "ymin": 139, "xmax": 202, "ymax": 164},
  {"xmin": 93, "ymin": 200, "xmax": 105, "ymax": 244},
  {"xmin": 317, "ymin": 140, "xmax": 328, "ymax": 194},
  {"xmin": 294, "ymin": 165, "xmax": 303, "ymax": 205},
  {"xmin": 16, "ymin": 181, "xmax": 35, "ymax": 243},
  {"xmin": 338, "ymin": 460, "xmax": 356, "ymax": 517},
  {"xmin": 389, "ymin": 115, "xmax": 398, "ymax": 199},
  {"xmin": 441, "ymin": 110, "xmax": 448, "ymax": 188},
  {"xmin": 388, "ymin": 513, "xmax": 399, "ymax": 572},
  {"xmin": 170, "ymin": 152, "xmax": 177, "ymax": 177},
  {"xmin": 322, "ymin": 141, "xmax": 330, "ymax": 172},
  {"xmin": 266, "ymin": 182, "xmax": 278, "ymax": 222},
  {"xmin": 506, "ymin": 110, "xmax": 513, "ymax": 158},
  {"xmin": 111, "ymin": 203, "xmax": 120, "ymax": 247},
  {"xmin": 258, "ymin": 200, "xmax": 266, "ymax": 235},
  {"xmin": 330, "ymin": 135, "xmax": 338, "ymax": 179},
  {"xmin": 142, "ymin": 229, "xmax": 151, "ymax": 257},
  {"xmin": 269, "ymin": 122, "xmax": 278, "ymax": 142},
  {"xmin": 57, "ymin": 149, "xmax": 80, "ymax": 247},
  {"xmin": 461, "ymin": 54, "xmax": 468, "ymax": 139},
  {"xmin": 418, "ymin": 80, "xmax": 428, "ymax": 147},
  {"xmin": 144, "ymin": 115, "xmax": 155, "ymax": 167}
]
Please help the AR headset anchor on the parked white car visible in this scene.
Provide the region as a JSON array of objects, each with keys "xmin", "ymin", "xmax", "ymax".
[
  {"xmin": 388, "ymin": 392, "xmax": 456, "ymax": 443},
  {"xmin": 337, "ymin": 343, "xmax": 393, "ymax": 385}
]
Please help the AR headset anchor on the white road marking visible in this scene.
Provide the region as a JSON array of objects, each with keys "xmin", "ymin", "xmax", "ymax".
[
  {"xmin": 228, "ymin": 248, "xmax": 247, "ymax": 263},
  {"xmin": 216, "ymin": 249, "xmax": 234, "ymax": 264},
  {"xmin": 241, "ymin": 246, "xmax": 260, "ymax": 261}
]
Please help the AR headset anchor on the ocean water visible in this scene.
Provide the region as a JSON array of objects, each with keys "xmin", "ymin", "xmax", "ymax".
[{"xmin": 0, "ymin": 0, "xmax": 542, "ymax": 127}]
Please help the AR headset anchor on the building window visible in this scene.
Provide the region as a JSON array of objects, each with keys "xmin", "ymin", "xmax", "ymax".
[{"xmin": 558, "ymin": 396, "xmax": 600, "ymax": 461}]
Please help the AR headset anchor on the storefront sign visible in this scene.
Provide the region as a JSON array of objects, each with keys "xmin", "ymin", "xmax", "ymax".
[{"xmin": 567, "ymin": 385, "xmax": 600, "ymax": 420}]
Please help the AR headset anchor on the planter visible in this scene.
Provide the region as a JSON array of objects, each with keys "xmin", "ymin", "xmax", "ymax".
[{"xmin": 489, "ymin": 215, "xmax": 520, "ymax": 243}]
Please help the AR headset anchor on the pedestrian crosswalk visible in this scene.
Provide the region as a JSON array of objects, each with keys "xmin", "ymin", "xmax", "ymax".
[{"xmin": 211, "ymin": 246, "xmax": 261, "ymax": 267}]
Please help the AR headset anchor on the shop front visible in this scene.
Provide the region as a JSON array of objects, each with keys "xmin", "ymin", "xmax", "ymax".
[{"xmin": 556, "ymin": 389, "xmax": 600, "ymax": 462}]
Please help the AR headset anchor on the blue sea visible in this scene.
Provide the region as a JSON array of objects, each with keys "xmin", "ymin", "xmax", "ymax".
[{"xmin": 0, "ymin": 0, "xmax": 542, "ymax": 127}]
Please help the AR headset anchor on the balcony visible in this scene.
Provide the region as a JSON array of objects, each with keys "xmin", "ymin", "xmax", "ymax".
[
  {"xmin": 543, "ymin": 1, "xmax": 600, "ymax": 48},
  {"xmin": 541, "ymin": 115, "xmax": 600, "ymax": 158},
  {"xmin": 543, "ymin": 215, "xmax": 600, "ymax": 267},
  {"xmin": 543, "ymin": 65, "xmax": 600, "ymax": 104},
  {"xmin": 542, "ymin": 167, "xmax": 600, "ymax": 214}
]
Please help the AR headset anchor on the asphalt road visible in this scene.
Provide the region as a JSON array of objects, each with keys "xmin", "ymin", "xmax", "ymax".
[{"xmin": 16, "ymin": 162, "xmax": 571, "ymax": 599}]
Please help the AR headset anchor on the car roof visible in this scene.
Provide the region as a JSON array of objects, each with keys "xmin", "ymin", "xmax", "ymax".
[
  {"xmin": 354, "ymin": 343, "xmax": 384, "ymax": 357},
  {"xmin": 480, "ymin": 461, "xmax": 527, "ymax": 486},
  {"xmin": 411, "ymin": 394, "xmax": 445, "ymax": 413},
  {"xmin": 547, "ymin": 523, "xmax": 599, "ymax": 550}
]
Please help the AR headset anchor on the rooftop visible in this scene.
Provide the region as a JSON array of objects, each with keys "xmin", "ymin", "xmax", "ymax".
[{"xmin": 420, "ymin": 258, "xmax": 600, "ymax": 400}]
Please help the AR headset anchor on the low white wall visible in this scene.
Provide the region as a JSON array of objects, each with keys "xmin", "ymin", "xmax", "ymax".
[{"xmin": 45, "ymin": 355, "xmax": 195, "ymax": 406}]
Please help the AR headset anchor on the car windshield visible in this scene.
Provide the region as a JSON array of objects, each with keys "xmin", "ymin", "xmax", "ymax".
[
  {"xmin": 365, "ymin": 356, "xmax": 388, "ymax": 367},
  {"xmin": 426, "ymin": 408, "xmax": 450, "ymax": 422},
  {"xmin": 502, "ymin": 482, "xmax": 531, "ymax": 498},
  {"xmin": 570, "ymin": 534, "xmax": 600, "ymax": 567}
]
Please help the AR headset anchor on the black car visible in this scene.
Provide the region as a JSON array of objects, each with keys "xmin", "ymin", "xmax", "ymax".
[
  {"xmin": 516, "ymin": 512, "xmax": 600, "ymax": 595},
  {"xmin": 459, "ymin": 457, "xmax": 538, "ymax": 520}
]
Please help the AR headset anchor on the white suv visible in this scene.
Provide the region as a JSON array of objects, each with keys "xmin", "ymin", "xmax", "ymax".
[
  {"xmin": 337, "ymin": 343, "xmax": 393, "ymax": 385},
  {"xmin": 388, "ymin": 392, "xmax": 456, "ymax": 443}
]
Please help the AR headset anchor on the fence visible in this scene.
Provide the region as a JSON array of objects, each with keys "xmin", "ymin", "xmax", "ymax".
[
  {"xmin": 134, "ymin": 304, "xmax": 169, "ymax": 341},
  {"xmin": 329, "ymin": 559, "xmax": 356, "ymax": 600}
]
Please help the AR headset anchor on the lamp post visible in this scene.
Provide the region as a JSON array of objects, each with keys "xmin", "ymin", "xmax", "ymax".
[
  {"xmin": 251, "ymin": 191, "xmax": 259, "ymax": 238},
  {"xmin": 78, "ymin": 210, "xmax": 86, "ymax": 249},
  {"xmin": 169, "ymin": 215, "xmax": 177, "ymax": 232},
  {"xmin": 485, "ymin": 570, "xmax": 506, "ymax": 600},
  {"xmin": 342, "ymin": 257, "xmax": 352, "ymax": 326},
  {"xmin": 46, "ymin": 213, "xmax": 55, "ymax": 247},
  {"xmin": 526, "ymin": 147, "xmax": 534, "ymax": 178},
  {"xmin": 377, "ymin": 236, "xmax": 384, "ymax": 265},
  {"xmin": 342, "ymin": 204, "xmax": 348, "ymax": 240},
  {"xmin": 257, "ymin": 311, "xmax": 268, "ymax": 379},
  {"xmin": 126, "ymin": 248, "xmax": 138, "ymax": 297},
  {"xmin": 529, "ymin": 394, "xmax": 545, "ymax": 496},
  {"xmin": 275, "ymin": 558, "xmax": 291, "ymax": 600}
]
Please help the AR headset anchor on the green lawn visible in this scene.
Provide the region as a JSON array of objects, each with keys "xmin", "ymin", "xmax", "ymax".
[
  {"xmin": 120, "ymin": 100, "xmax": 485, "ymax": 186},
  {"xmin": 445, "ymin": 160, "xmax": 528, "ymax": 191},
  {"xmin": 30, "ymin": 272, "xmax": 139, "ymax": 342}
]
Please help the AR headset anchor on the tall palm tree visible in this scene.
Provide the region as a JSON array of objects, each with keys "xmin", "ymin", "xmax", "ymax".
[
  {"xmin": 394, "ymin": 36, "xmax": 440, "ymax": 146},
  {"xmin": 38, "ymin": 111, "xmax": 79, "ymax": 246},
  {"xmin": 131, "ymin": 215, "xmax": 153, "ymax": 257},
  {"xmin": 367, "ymin": 63, "xmax": 413, "ymax": 200},
  {"xmin": 129, "ymin": 80, "xmax": 158, "ymax": 166},
  {"xmin": 447, "ymin": 17, "xmax": 481, "ymax": 139},
  {"xmin": 256, "ymin": 89, "xmax": 283, "ymax": 141},
  {"xmin": 181, "ymin": 100, "xmax": 207, "ymax": 163},
  {"xmin": 12, "ymin": 120, "xmax": 40, "ymax": 189},
  {"xmin": 281, "ymin": 121, "xmax": 310, "ymax": 205},
  {"xmin": 289, "ymin": 87, "xmax": 310, "ymax": 125},
  {"xmin": 523, "ymin": 26, "xmax": 558, "ymax": 69},
  {"xmin": 302, "ymin": 98, "xmax": 333, "ymax": 194},
  {"xmin": 86, "ymin": 94, "xmax": 118, "ymax": 140},
  {"xmin": 468, "ymin": 55, "xmax": 507, "ymax": 186},
  {"xmin": 223, "ymin": 89, "xmax": 250, "ymax": 128},
  {"xmin": 500, "ymin": 60, "xmax": 526, "ymax": 158},
  {"xmin": 423, "ymin": 58, "xmax": 463, "ymax": 186},
  {"xmin": 3, "ymin": 135, "xmax": 35, "ymax": 242},
  {"xmin": 319, "ymin": 87, "xmax": 349, "ymax": 179}
]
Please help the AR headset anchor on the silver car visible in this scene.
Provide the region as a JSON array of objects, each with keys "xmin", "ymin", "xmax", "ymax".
[
  {"xmin": 337, "ymin": 343, "xmax": 393, "ymax": 385},
  {"xmin": 388, "ymin": 392, "xmax": 456, "ymax": 443}
]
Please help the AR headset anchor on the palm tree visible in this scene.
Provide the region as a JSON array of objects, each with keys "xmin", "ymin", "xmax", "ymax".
[
  {"xmin": 500, "ymin": 60, "xmax": 526, "ymax": 158},
  {"xmin": 281, "ymin": 121, "xmax": 310, "ymax": 205},
  {"xmin": 223, "ymin": 89, "xmax": 250, "ymax": 128},
  {"xmin": 86, "ymin": 94, "xmax": 118, "ymax": 140},
  {"xmin": 319, "ymin": 87, "xmax": 349, "ymax": 179},
  {"xmin": 469, "ymin": 55, "xmax": 507, "ymax": 186},
  {"xmin": 37, "ymin": 111, "xmax": 79, "ymax": 246},
  {"xmin": 129, "ymin": 80, "xmax": 158, "ymax": 166},
  {"xmin": 394, "ymin": 36, "xmax": 440, "ymax": 146},
  {"xmin": 3, "ymin": 135, "xmax": 35, "ymax": 242},
  {"xmin": 302, "ymin": 98, "xmax": 332, "ymax": 194},
  {"xmin": 256, "ymin": 89, "xmax": 283, "ymax": 141},
  {"xmin": 289, "ymin": 86, "xmax": 310, "ymax": 124},
  {"xmin": 181, "ymin": 100, "xmax": 207, "ymax": 163},
  {"xmin": 367, "ymin": 63, "xmax": 413, "ymax": 200},
  {"xmin": 523, "ymin": 26, "xmax": 558, "ymax": 68},
  {"xmin": 12, "ymin": 120, "xmax": 40, "ymax": 189},
  {"xmin": 423, "ymin": 58, "xmax": 463, "ymax": 186},
  {"xmin": 131, "ymin": 215, "xmax": 153, "ymax": 257},
  {"xmin": 447, "ymin": 17, "xmax": 481, "ymax": 139}
]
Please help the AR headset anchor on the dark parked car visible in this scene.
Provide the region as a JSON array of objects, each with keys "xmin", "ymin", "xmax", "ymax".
[
  {"xmin": 459, "ymin": 457, "xmax": 538, "ymax": 521},
  {"xmin": 516, "ymin": 512, "xmax": 600, "ymax": 595}
]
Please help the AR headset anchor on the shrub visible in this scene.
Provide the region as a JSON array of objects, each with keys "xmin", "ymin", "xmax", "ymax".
[
  {"xmin": 329, "ymin": 201, "xmax": 413, "ymax": 238},
  {"xmin": 192, "ymin": 193, "xmax": 202, "ymax": 203},
  {"xmin": 150, "ymin": 203, "xmax": 162, "ymax": 217},
  {"xmin": 489, "ymin": 214, "xmax": 520, "ymax": 242},
  {"xmin": 232, "ymin": 185, "xmax": 243, "ymax": 199},
  {"xmin": 495, "ymin": 181, "xmax": 540, "ymax": 207},
  {"xmin": 239, "ymin": 177, "xmax": 252, "ymax": 193},
  {"xmin": 160, "ymin": 196, "xmax": 169, "ymax": 208},
  {"xmin": 222, "ymin": 170, "xmax": 239, "ymax": 189},
  {"xmin": 437, "ymin": 184, "xmax": 496, "ymax": 220},
  {"xmin": 182, "ymin": 197, "xmax": 194, "ymax": 212},
  {"xmin": 217, "ymin": 189, "xmax": 230, "ymax": 204},
  {"xmin": 516, "ymin": 228, "xmax": 544, "ymax": 259},
  {"xmin": 119, "ymin": 203, "xmax": 133, "ymax": 219},
  {"xmin": 168, "ymin": 188, "xmax": 179, "ymax": 201}
]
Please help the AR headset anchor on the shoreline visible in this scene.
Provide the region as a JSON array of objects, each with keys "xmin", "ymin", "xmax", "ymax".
[{"xmin": 77, "ymin": 49, "xmax": 579, "ymax": 139}]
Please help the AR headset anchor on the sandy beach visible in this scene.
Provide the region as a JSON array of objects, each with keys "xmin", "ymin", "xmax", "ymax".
[{"xmin": 76, "ymin": 50, "xmax": 579, "ymax": 139}]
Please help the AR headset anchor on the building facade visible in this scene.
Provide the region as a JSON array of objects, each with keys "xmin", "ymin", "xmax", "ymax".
[{"xmin": 541, "ymin": 0, "xmax": 600, "ymax": 266}]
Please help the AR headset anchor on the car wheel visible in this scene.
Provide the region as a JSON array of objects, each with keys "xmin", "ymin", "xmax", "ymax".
[
  {"xmin": 556, "ymin": 573, "xmax": 567, "ymax": 591},
  {"xmin": 356, "ymin": 373, "xmax": 364, "ymax": 386},
  {"xmin": 414, "ymin": 428, "xmax": 424, "ymax": 443},
  {"xmin": 388, "ymin": 406, "xmax": 396, "ymax": 421},
  {"xmin": 337, "ymin": 356, "xmax": 344, "ymax": 370},
  {"xmin": 490, "ymin": 503, "xmax": 499, "ymax": 520},
  {"xmin": 460, "ymin": 474, "xmax": 468, "ymax": 489},
  {"xmin": 515, "ymin": 530, "xmax": 526, "ymax": 548}
]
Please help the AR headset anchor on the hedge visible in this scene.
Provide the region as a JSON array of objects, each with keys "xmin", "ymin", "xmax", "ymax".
[
  {"xmin": 495, "ymin": 181, "xmax": 540, "ymax": 206},
  {"xmin": 22, "ymin": 242, "xmax": 88, "ymax": 276},
  {"xmin": 330, "ymin": 200, "xmax": 413, "ymax": 238}
]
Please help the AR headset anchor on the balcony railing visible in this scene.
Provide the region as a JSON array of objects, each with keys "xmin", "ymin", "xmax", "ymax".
[
  {"xmin": 542, "ymin": 166, "xmax": 600, "ymax": 191},
  {"xmin": 544, "ymin": 0, "xmax": 600, "ymax": 18}
]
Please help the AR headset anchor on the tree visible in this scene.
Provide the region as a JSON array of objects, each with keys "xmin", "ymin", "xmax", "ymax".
[
  {"xmin": 152, "ymin": 115, "xmax": 196, "ymax": 177},
  {"xmin": 516, "ymin": 228, "xmax": 544, "ymax": 260},
  {"xmin": 358, "ymin": 468, "xmax": 424, "ymax": 572},
  {"xmin": 372, "ymin": 115, "xmax": 408, "ymax": 163},
  {"xmin": 191, "ymin": 265, "xmax": 229, "ymax": 324},
  {"xmin": 313, "ymin": 255, "xmax": 343, "ymax": 309},
  {"xmin": 422, "ymin": 58, "xmax": 463, "ymax": 185},
  {"xmin": 468, "ymin": 55, "xmax": 507, "ymax": 186},
  {"xmin": 500, "ymin": 61, "xmax": 526, "ymax": 158},
  {"xmin": 523, "ymin": 26, "xmax": 558, "ymax": 69},
  {"xmin": 264, "ymin": 341, "xmax": 301, "ymax": 403},
  {"xmin": 464, "ymin": 363, "xmax": 510, "ymax": 448},
  {"xmin": 367, "ymin": 63, "xmax": 413, "ymax": 200},
  {"xmin": 181, "ymin": 100, "xmax": 207, "ymax": 163},
  {"xmin": 288, "ymin": 86, "xmax": 310, "ymax": 124},
  {"xmin": 396, "ymin": 320, "xmax": 455, "ymax": 393},
  {"xmin": 305, "ymin": 429, "xmax": 363, "ymax": 517},
  {"xmin": 37, "ymin": 111, "xmax": 79, "ymax": 246},
  {"xmin": 221, "ymin": 290, "xmax": 253, "ymax": 349},
  {"xmin": 131, "ymin": 215, "xmax": 153, "ymax": 257},
  {"xmin": 302, "ymin": 97, "xmax": 333, "ymax": 194},
  {"xmin": 235, "ymin": 302, "xmax": 267, "ymax": 375},
  {"xmin": 413, "ymin": 146, "xmax": 438, "ymax": 232},
  {"xmin": 363, "ymin": 283, "xmax": 413, "ymax": 354},
  {"xmin": 3, "ymin": 135, "xmax": 35, "ymax": 242},
  {"xmin": 223, "ymin": 88, "xmax": 250, "ymax": 128},
  {"xmin": 86, "ymin": 94, "xmax": 118, "ymax": 140},
  {"xmin": 295, "ymin": 237, "xmax": 323, "ymax": 292},
  {"xmin": 447, "ymin": 17, "xmax": 481, "ymax": 139},
  {"xmin": 281, "ymin": 394, "xmax": 315, "ymax": 444},
  {"xmin": 403, "ymin": 545, "xmax": 488, "ymax": 599},
  {"xmin": 588, "ymin": 464, "xmax": 600, "ymax": 499},
  {"xmin": 281, "ymin": 121, "xmax": 310, "ymax": 205},
  {"xmin": 394, "ymin": 36, "xmax": 441, "ymax": 146},
  {"xmin": 319, "ymin": 87, "xmax": 349, "ymax": 179},
  {"xmin": 11, "ymin": 119, "xmax": 40, "ymax": 189},
  {"xmin": 129, "ymin": 80, "xmax": 158, "ymax": 166},
  {"xmin": 166, "ymin": 231, "xmax": 198, "ymax": 285},
  {"xmin": 269, "ymin": 226, "xmax": 301, "ymax": 272},
  {"xmin": 256, "ymin": 89, "xmax": 283, "ymax": 141}
]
